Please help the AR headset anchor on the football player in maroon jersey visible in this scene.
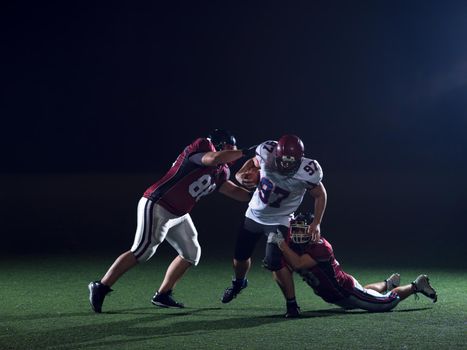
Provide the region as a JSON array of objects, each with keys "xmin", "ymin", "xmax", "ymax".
[
  {"xmin": 88, "ymin": 129, "xmax": 256, "ymax": 313},
  {"xmin": 267, "ymin": 213, "xmax": 438, "ymax": 312}
]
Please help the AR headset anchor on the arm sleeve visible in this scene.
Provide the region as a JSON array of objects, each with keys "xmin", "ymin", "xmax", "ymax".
[
  {"xmin": 188, "ymin": 152, "xmax": 207, "ymax": 165},
  {"xmin": 186, "ymin": 138, "xmax": 215, "ymax": 165}
]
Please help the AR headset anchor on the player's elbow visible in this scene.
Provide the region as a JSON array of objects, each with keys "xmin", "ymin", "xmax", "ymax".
[{"xmin": 201, "ymin": 152, "xmax": 221, "ymax": 166}]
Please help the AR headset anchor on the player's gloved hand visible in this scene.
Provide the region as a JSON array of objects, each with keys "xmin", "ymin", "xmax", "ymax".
[
  {"xmin": 267, "ymin": 231, "xmax": 284, "ymax": 246},
  {"xmin": 241, "ymin": 145, "xmax": 258, "ymax": 159}
]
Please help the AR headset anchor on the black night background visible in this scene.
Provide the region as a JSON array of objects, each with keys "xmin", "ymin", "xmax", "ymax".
[{"xmin": 1, "ymin": 1, "xmax": 466, "ymax": 267}]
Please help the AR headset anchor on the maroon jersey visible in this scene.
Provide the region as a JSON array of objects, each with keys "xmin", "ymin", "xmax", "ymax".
[
  {"xmin": 294, "ymin": 237, "xmax": 355, "ymax": 303},
  {"xmin": 143, "ymin": 138, "xmax": 230, "ymax": 216}
]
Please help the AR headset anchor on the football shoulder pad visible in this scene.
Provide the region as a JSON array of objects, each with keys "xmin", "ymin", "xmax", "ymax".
[
  {"xmin": 255, "ymin": 140, "xmax": 277, "ymax": 164},
  {"xmin": 294, "ymin": 158, "xmax": 323, "ymax": 188}
]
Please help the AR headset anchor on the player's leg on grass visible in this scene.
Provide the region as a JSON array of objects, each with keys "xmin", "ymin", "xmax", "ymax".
[
  {"xmin": 89, "ymin": 199, "xmax": 172, "ymax": 313},
  {"xmin": 368, "ymin": 274, "xmax": 437, "ymax": 302},
  {"xmin": 233, "ymin": 258, "xmax": 251, "ymax": 279},
  {"xmin": 152, "ymin": 215, "xmax": 200, "ymax": 308},
  {"xmin": 101, "ymin": 250, "xmax": 138, "ymax": 286},
  {"xmin": 340, "ymin": 277, "xmax": 401, "ymax": 312},
  {"xmin": 152, "ymin": 256, "xmax": 191, "ymax": 308},
  {"xmin": 411, "ymin": 274, "xmax": 437, "ymax": 302},
  {"xmin": 364, "ymin": 281, "xmax": 386, "ymax": 293},
  {"xmin": 264, "ymin": 226, "xmax": 300, "ymax": 318},
  {"xmin": 221, "ymin": 258, "xmax": 250, "ymax": 303},
  {"xmin": 391, "ymin": 284, "xmax": 415, "ymax": 301},
  {"xmin": 392, "ymin": 275, "xmax": 437, "ymax": 302},
  {"xmin": 157, "ymin": 256, "xmax": 193, "ymax": 293},
  {"xmin": 102, "ymin": 198, "xmax": 173, "ymax": 288},
  {"xmin": 222, "ymin": 219, "xmax": 262, "ymax": 303},
  {"xmin": 365, "ymin": 273, "xmax": 400, "ymax": 292},
  {"xmin": 273, "ymin": 266, "xmax": 300, "ymax": 318},
  {"xmin": 273, "ymin": 267, "xmax": 295, "ymax": 299},
  {"xmin": 89, "ymin": 250, "xmax": 139, "ymax": 313}
]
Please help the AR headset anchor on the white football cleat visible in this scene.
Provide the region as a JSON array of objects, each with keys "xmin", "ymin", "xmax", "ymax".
[
  {"xmin": 412, "ymin": 274, "xmax": 438, "ymax": 303},
  {"xmin": 385, "ymin": 273, "xmax": 401, "ymax": 291}
]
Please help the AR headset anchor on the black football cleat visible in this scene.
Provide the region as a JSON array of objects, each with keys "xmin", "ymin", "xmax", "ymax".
[
  {"xmin": 221, "ymin": 279, "xmax": 248, "ymax": 303},
  {"xmin": 88, "ymin": 281, "xmax": 113, "ymax": 313},
  {"xmin": 285, "ymin": 304, "xmax": 301, "ymax": 318},
  {"xmin": 151, "ymin": 290, "xmax": 185, "ymax": 308}
]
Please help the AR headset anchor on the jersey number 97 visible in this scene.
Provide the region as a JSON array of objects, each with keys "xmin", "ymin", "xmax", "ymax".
[{"xmin": 258, "ymin": 178, "xmax": 290, "ymax": 208}]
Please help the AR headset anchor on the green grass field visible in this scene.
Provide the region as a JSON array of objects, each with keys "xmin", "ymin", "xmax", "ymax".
[{"xmin": 1, "ymin": 253, "xmax": 465, "ymax": 350}]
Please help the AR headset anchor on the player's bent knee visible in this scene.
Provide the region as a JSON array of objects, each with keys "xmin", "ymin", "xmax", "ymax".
[
  {"xmin": 132, "ymin": 244, "xmax": 159, "ymax": 263},
  {"xmin": 234, "ymin": 241, "xmax": 255, "ymax": 261},
  {"xmin": 181, "ymin": 246, "xmax": 201, "ymax": 266},
  {"xmin": 134, "ymin": 250, "xmax": 154, "ymax": 263},
  {"xmin": 262, "ymin": 258, "xmax": 283, "ymax": 271},
  {"xmin": 263, "ymin": 242, "xmax": 284, "ymax": 271},
  {"xmin": 343, "ymin": 294, "xmax": 401, "ymax": 312}
]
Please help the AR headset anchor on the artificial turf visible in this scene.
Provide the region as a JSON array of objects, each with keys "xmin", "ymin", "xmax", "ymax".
[{"xmin": 0, "ymin": 253, "xmax": 465, "ymax": 349}]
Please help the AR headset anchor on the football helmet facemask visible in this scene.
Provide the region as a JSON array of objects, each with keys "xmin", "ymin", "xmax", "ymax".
[
  {"xmin": 290, "ymin": 212, "xmax": 314, "ymax": 244},
  {"xmin": 275, "ymin": 135, "xmax": 304, "ymax": 175},
  {"xmin": 208, "ymin": 129, "xmax": 237, "ymax": 151}
]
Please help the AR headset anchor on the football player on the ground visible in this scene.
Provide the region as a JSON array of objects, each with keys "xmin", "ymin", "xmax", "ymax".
[
  {"xmin": 267, "ymin": 213, "xmax": 438, "ymax": 311},
  {"xmin": 221, "ymin": 134, "xmax": 327, "ymax": 318},
  {"xmin": 88, "ymin": 129, "xmax": 256, "ymax": 313}
]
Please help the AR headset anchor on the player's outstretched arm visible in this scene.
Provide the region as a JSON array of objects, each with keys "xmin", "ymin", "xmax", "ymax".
[
  {"xmin": 272, "ymin": 235, "xmax": 317, "ymax": 271},
  {"xmin": 201, "ymin": 150, "xmax": 244, "ymax": 166},
  {"xmin": 307, "ymin": 182, "xmax": 327, "ymax": 242},
  {"xmin": 201, "ymin": 146, "xmax": 258, "ymax": 167},
  {"xmin": 218, "ymin": 180, "xmax": 253, "ymax": 202}
]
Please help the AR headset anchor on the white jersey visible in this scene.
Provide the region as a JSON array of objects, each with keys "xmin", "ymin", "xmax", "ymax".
[{"xmin": 246, "ymin": 140, "xmax": 323, "ymax": 226}]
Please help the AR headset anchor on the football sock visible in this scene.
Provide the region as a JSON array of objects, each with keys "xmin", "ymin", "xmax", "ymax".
[
  {"xmin": 233, "ymin": 278, "xmax": 246, "ymax": 287},
  {"xmin": 286, "ymin": 298, "xmax": 298, "ymax": 306}
]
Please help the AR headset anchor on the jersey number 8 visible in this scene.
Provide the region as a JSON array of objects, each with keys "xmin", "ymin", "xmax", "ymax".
[{"xmin": 189, "ymin": 174, "xmax": 216, "ymax": 201}]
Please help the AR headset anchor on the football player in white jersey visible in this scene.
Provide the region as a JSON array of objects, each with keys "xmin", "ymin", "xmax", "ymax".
[{"xmin": 221, "ymin": 135, "xmax": 327, "ymax": 318}]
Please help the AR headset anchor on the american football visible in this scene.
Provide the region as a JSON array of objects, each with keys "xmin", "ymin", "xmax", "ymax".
[{"xmin": 241, "ymin": 167, "xmax": 260, "ymax": 187}]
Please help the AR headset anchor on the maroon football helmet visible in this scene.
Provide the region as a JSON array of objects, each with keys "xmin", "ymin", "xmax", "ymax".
[
  {"xmin": 275, "ymin": 135, "xmax": 304, "ymax": 175},
  {"xmin": 290, "ymin": 212, "xmax": 314, "ymax": 244}
]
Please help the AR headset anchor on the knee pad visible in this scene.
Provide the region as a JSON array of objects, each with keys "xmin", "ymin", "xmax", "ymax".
[
  {"xmin": 180, "ymin": 243, "xmax": 201, "ymax": 266},
  {"xmin": 263, "ymin": 242, "xmax": 284, "ymax": 271}
]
